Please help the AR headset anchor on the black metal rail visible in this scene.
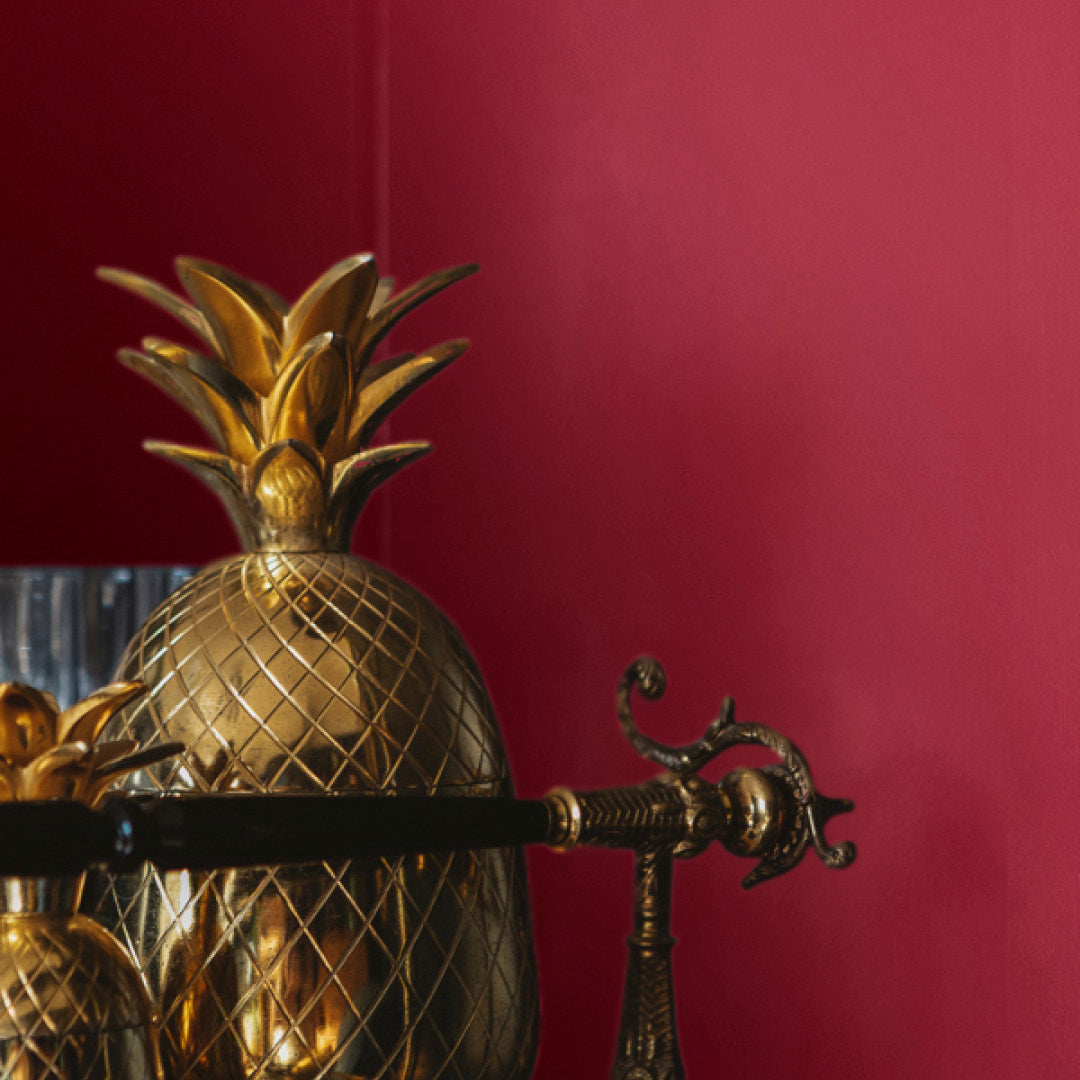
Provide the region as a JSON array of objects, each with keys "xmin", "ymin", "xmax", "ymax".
[{"xmin": 0, "ymin": 794, "xmax": 554, "ymax": 876}]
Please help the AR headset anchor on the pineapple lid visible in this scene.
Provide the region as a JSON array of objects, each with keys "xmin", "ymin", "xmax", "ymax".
[
  {"xmin": 99, "ymin": 255, "xmax": 477, "ymax": 553},
  {"xmin": 0, "ymin": 681, "xmax": 179, "ymax": 806}
]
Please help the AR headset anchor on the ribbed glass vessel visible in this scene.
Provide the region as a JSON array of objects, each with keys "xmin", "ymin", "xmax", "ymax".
[{"xmin": 0, "ymin": 568, "xmax": 192, "ymax": 707}]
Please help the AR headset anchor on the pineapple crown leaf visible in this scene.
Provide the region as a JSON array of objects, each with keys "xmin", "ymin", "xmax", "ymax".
[
  {"xmin": 356, "ymin": 263, "xmax": 478, "ymax": 371},
  {"xmin": 265, "ymin": 332, "xmax": 351, "ymax": 452},
  {"xmin": 120, "ymin": 347, "xmax": 261, "ymax": 461},
  {"xmin": 81, "ymin": 738, "xmax": 189, "ymax": 802},
  {"xmin": 175, "ymin": 258, "xmax": 287, "ymax": 396},
  {"xmin": 143, "ymin": 440, "xmax": 243, "ymax": 485},
  {"xmin": 87, "ymin": 741, "xmax": 182, "ymax": 787},
  {"xmin": 284, "ymin": 253, "xmax": 380, "ymax": 353},
  {"xmin": 359, "ymin": 348, "xmax": 414, "ymax": 384},
  {"xmin": 0, "ymin": 684, "xmax": 60, "ymax": 766},
  {"xmin": 141, "ymin": 338, "xmax": 260, "ymax": 418},
  {"xmin": 58, "ymin": 681, "xmax": 145, "ymax": 746},
  {"xmin": 329, "ymin": 441, "xmax": 432, "ymax": 498},
  {"xmin": 327, "ymin": 442, "xmax": 432, "ymax": 550},
  {"xmin": 350, "ymin": 339, "xmax": 470, "ymax": 450},
  {"xmin": 175, "ymin": 256, "xmax": 290, "ymax": 316},
  {"xmin": 91, "ymin": 739, "xmax": 139, "ymax": 770},
  {"xmin": 143, "ymin": 442, "xmax": 255, "ymax": 545},
  {"xmin": 97, "ymin": 266, "xmax": 212, "ymax": 345}
]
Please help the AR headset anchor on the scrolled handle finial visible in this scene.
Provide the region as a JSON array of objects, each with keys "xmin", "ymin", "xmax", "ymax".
[
  {"xmin": 616, "ymin": 655, "xmax": 734, "ymax": 776},
  {"xmin": 613, "ymin": 656, "xmax": 855, "ymax": 887}
]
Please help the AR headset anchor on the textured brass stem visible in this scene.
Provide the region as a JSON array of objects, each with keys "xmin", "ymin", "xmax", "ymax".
[{"xmin": 611, "ymin": 850, "xmax": 684, "ymax": 1080}]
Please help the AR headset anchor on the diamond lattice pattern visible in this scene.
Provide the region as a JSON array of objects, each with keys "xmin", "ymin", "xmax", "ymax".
[
  {"xmin": 0, "ymin": 915, "xmax": 158, "ymax": 1080},
  {"xmin": 91, "ymin": 553, "xmax": 539, "ymax": 1079}
]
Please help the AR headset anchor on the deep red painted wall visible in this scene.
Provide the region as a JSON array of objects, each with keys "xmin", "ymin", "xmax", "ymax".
[
  {"xmin": 2, "ymin": 3, "xmax": 1078, "ymax": 1078},
  {"xmin": 382, "ymin": 4, "xmax": 1076, "ymax": 1079}
]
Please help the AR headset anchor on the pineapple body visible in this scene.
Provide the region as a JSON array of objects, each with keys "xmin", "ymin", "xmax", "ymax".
[{"xmin": 97, "ymin": 552, "xmax": 539, "ymax": 1080}]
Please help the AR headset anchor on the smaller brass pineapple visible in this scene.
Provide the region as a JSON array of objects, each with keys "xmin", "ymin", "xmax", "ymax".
[
  {"xmin": 0, "ymin": 681, "xmax": 177, "ymax": 804},
  {"xmin": 0, "ymin": 681, "xmax": 180, "ymax": 1080}
]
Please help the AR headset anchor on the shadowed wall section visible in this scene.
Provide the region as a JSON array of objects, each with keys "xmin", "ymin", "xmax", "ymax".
[{"xmin": 0, "ymin": 0, "xmax": 387, "ymax": 564}]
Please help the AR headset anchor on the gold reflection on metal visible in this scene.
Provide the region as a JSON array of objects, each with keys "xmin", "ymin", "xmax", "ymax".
[
  {"xmin": 96, "ymin": 256, "xmax": 474, "ymax": 554},
  {"xmin": 0, "ymin": 879, "xmax": 163, "ymax": 1080},
  {"xmin": 0, "ymin": 681, "xmax": 177, "ymax": 806},
  {"xmin": 0, "ymin": 680, "xmax": 173, "ymax": 1080},
  {"xmin": 94, "ymin": 257, "xmax": 539, "ymax": 1079}
]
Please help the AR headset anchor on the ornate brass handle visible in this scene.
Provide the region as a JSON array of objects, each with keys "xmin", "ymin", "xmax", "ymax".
[
  {"xmin": 543, "ymin": 657, "xmax": 855, "ymax": 1080},
  {"xmin": 545, "ymin": 655, "xmax": 854, "ymax": 884}
]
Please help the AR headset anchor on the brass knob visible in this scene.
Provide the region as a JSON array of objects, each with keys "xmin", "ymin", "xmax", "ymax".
[{"xmin": 718, "ymin": 767, "xmax": 784, "ymax": 857}]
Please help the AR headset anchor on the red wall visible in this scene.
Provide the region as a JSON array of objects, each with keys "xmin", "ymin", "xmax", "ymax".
[
  {"xmin": 0, "ymin": 0, "xmax": 386, "ymax": 563},
  {"xmin": 3, "ymin": 3, "xmax": 1078, "ymax": 1078}
]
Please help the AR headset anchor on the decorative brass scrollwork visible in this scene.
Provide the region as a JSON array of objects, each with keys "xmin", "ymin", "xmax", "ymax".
[{"xmin": 544, "ymin": 656, "xmax": 855, "ymax": 1080}]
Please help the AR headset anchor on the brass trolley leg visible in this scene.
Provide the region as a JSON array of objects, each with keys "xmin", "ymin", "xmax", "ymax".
[
  {"xmin": 613, "ymin": 849, "xmax": 682, "ymax": 1080},
  {"xmin": 545, "ymin": 656, "xmax": 856, "ymax": 1080}
]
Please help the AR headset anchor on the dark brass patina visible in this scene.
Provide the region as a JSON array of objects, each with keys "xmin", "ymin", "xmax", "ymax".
[{"xmin": 545, "ymin": 656, "xmax": 856, "ymax": 1080}]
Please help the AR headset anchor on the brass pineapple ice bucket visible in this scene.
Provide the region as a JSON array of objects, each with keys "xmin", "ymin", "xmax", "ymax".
[
  {"xmin": 0, "ymin": 875, "xmax": 159, "ymax": 1080},
  {"xmin": 0, "ymin": 563, "xmax": 538, "ymax": 1080},
  {"xmin": 90, "ymin": 256, "xmax": 539, "ymax": 1080}
]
